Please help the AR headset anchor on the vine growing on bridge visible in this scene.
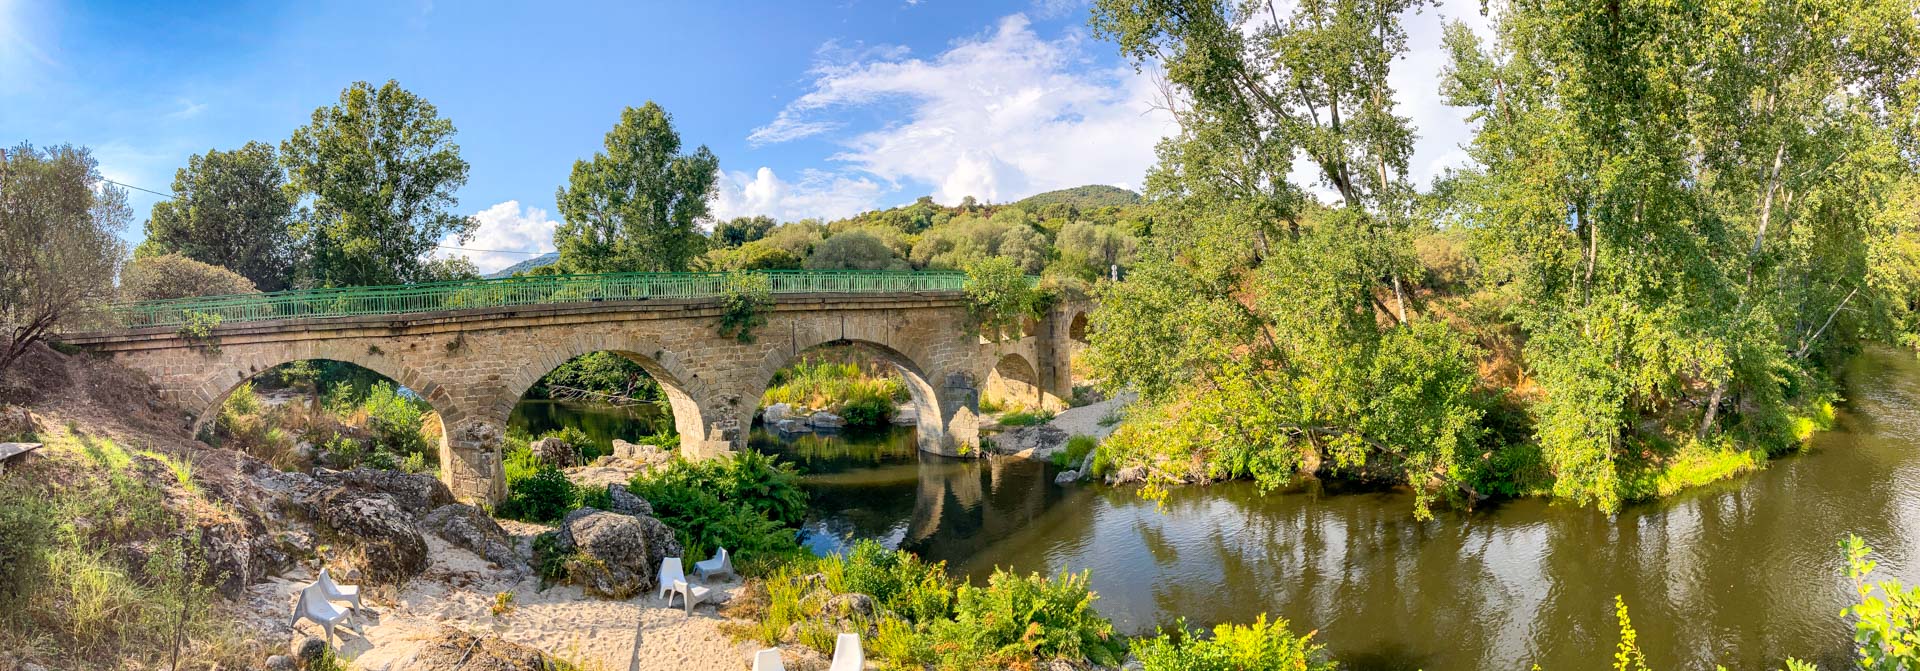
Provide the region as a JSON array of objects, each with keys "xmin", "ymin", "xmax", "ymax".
[{"xmin": 717, "ymin": 271, "xmax": 774, "ymax": 343}]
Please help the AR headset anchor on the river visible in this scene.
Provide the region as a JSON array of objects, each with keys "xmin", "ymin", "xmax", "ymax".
[{"xmin": 511, "ymin": 346, "xmax": 1920, "ymax": 669}]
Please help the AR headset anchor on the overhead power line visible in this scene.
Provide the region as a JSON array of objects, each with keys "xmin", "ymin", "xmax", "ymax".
[{"xmin": 99, "ymin": 176, "xmax": 552, "ymax": 256}]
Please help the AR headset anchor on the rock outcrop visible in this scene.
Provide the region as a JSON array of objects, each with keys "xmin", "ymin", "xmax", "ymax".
[
  {"xmin": 311, "ymin": 487, "xmax": 429, "ymax": 586},
  {"xmin": 608, "ymin": 483, "xmax": 654, "ymax": 517},
  {"xmin": 311, "ymin": 467, "xmax": 454, "ymax": 518},
  {"xmin": 553, "ymin": 508, "xmax": 681, "ymax": 598},
  {"xmin": 422, "ymin": 503, "xmax": 521, "ymax": 571},
  {"xmin": 530, "ymin": 436, "xmax": 577, "ymax": 468},
  {"xmin": 808, "ymin": 411, "xmax": 846, "ymax": 429},
  {"xmin": 382, "ymin": 626, "xmax": 552, "ymax": 671},
  {"xmin": 612, "ymin": 439, "xmax": 670, "ymax": 466},
  {"xmin": 763, "ymin": 402, "xmax": 793, "ymax": 425}
]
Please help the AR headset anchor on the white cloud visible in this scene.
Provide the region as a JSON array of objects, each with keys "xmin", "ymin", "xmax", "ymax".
[
  {"xmin": 436, "ymin": 200, "xmax": 558, "ymax": 274},
  {"xmin": 166, "ymin": 98, "xmax": 208, "ymax": 120},
  {"xmin": 751, "ymin": 14, "xmax": 1175, "ymax": 207},
  {"xmin": 711, "ymin": 166, "xmax": 887, "ymax": 223}
]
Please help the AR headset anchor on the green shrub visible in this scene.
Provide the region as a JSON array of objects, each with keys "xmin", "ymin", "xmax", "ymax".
[
  {"xmin": 1052, "ymin": 435, "xmax": 1098, "ymax": 470},
  {"xmin": 1842, "ymin": 534, "xmax": 1920, "ymax": 668},
  {"xmin": 838, "ymin": 393, "xmax": 894, "ymax": 429},
  {"xmin": 930, "ymin": 568, "xmax": 1122, "ymax": 670},
  {"xmin": 998, "ymin": 409, "xmax": 1054, "ymax": 427},
  {"xmin": 629, "ymin": 452, "xmax": 807, "ymax": 570},
  {"xmin": 531, "ymin": 531, "xmax": 573, "ymax": 584},
  {"xmin": 578, "ymin": 485, "xmax": 612, "ymax": 511},
  {"xmin": 1133, "ymin": 615, "xmax": 1335, "ymax": 671},
  {"xmin": 497, "ymin": 466, "xmax": 576, "ymax": 524},
  {"xmin": 362, "ymin": 381, "xmax": 430, "ymax": 461}
]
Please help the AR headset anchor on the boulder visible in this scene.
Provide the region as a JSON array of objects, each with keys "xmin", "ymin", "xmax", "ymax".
[
  {"xmin": 608, "ymin": 483, "xmax": 654, "ymax": 517},
  {"xmin": 422, "ymin": 503, "xmax": 521, "ymax": 571},
  {"xmin": 1076, "ymin": 448, "xmax": 1098, "ymax": 473},
  {"xmin": 890, "ymin": 404, "xmax": 918, "ymax": 426},
  {"xmin": 312, "ymin": 468, "xmax": 453, "ymax": 518},
  {"xmin": 825, "ymin": 592, "xmax": 875, "ymax": 619},
  {"xmin": 385, "ymin": 625, "xmax": 550, "ymax": 671},
  {"xmin": 612, "ymin": 439, "xmax": 670, "ymax": 465},
  {"xmin": 1054, "ymin": 469, "xmax": 1081, "ymax": 485},
  {"xmin": 264, "ymin": 655, "xmax": 294, "ymax": 671},
  {"xmin": 1108, "ymin": 465, "xmax": 1146, "ymax": 485},
  {"xmin": 808, "ymin": 411, "xmax": 846, "ymax": 430},
  {"xmin": 290, "ymin": 636, "xmax": 327, "ymax": 667},
  {"xmin": 312, "ymin": 488, "xmax": 428, "ymax": 586},
  {"xmin": 555, "ymin": 509, "xmax": 681, "ymax": 598},
  {"xmin": 775, "ymin": 418, "xmax": 809, "ymax": 433},
  {"xmin": 0, "ymin": 404, "xmax": 36, "ymax": 439},
  {"xmin": 763, "ymin": 402, "xmax": 793, "ymax": 425},
  {"xmin": 529, "ymin": 437, "xmax": 577, "ymax": 468}
]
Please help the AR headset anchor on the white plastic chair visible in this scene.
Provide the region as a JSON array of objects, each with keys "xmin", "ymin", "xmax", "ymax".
[
  {"xmin": 656, "ymin": 557, "xmax": 686, "ymax": 601},
  {"xmin": 752, "ymin": 648, "xmax": 786, "ymax": 671},
  {"xmin": 829, "ymin": 632, "xmax": 863, "ymax": 671},
  {"xmin": 694, "ymin": 547, "xmax": 733, "ymax": 581},
  {"xmin": 658, "ymin": 557, "xmax": 712, "ymax": 614},
  {"xmin": 316, "ymin": 568, "xmax": 363, "ymax": 611},
  {"xmin": 289, "ymin": 582, "xmax": 356, "ymax": 645}
]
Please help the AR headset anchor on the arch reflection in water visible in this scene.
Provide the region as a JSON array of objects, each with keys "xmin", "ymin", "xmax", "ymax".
[{"xmin": 751, "ymin": 423, "xmax": 1063, "ymax": 567}]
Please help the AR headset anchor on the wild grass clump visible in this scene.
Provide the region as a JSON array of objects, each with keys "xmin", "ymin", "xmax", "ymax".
[
  {"xmin": 628, "ymin": 451, "xmax": 808, "ymax": 571},
  {"xmin": 1132, "ymin": 615, "xmax": 1335, "ymax": 671},
  {"xmin": 216, "ymin": 379, "xmax": 439, "ymax": 474},
  {"xmin": 0, "ymin": 429, "xmax": 264, "ymax": 669},
  {"xmin": 734, "ymin": 540, "xmax": 1122, "ymax": 670},
  {"xmin": 1051, "ymin": 434, "xmax": 1098, "ymax": 470},
  {"xmin": 997, "ymin": 408, "xmax": 1054, "ymax": 427}
]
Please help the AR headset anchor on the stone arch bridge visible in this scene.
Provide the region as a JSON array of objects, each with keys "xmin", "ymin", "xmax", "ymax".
[{"xmin": 62, "ymin": 272, "xmax": 1091, "ymax": 505}]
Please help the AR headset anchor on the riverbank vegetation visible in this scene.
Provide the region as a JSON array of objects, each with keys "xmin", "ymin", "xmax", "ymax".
[
  {"xmin": 212, "ymin": 373, "xmax": 441, "ymax": 475},
  {"xmin": 731, "ymin": 540, "xmax": 1124, "ymax": 670},
  {"xmin": 761, "ymin": 354, "xmax": 909, "ymax": 429},
  {"xmin": 1080, "ymin": 0, "xmax": 1920, "ymax": 516},
  {"xmin": 627, "ymin": 451, "xmax": 809, "ymax": 573}
]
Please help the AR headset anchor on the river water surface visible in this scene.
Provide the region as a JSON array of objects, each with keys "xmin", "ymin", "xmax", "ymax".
[{"xmin": 515, "ymin": 347, "xmax": 1920, "ymax": 669}]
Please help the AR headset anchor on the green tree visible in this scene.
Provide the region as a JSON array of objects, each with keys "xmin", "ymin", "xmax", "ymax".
[
  {"xmin": 1088, "ymin": 0, "xmax": 1484, "ymax": 518},
  {"xmin": 119, "ymin": 254, "xmax": 257, "ymax": 301},
  {"xmin": 138, "ymin": 141, "xmax": 296, "ymax": 291},
  {"xmin": 806, "ymin": 230, "xmax": 907, "ymax": 270},
  {"xmin": 714, "ymin": 215, "xmax": 777, "ymax": 248},
  {"xmin": 555, "ymin": 102, "xmax": 719, "ymax": 273},
  {"xmin": 1439, "ymin": 0, "xmax": 1920, "ymax": 509},
  {"xmin": 281, "ymin": 80, "xmax": 474, "ymax": 287},
  {"xmin": 0, "ymin": 143, "xmax": 129, "ymax": 374}
]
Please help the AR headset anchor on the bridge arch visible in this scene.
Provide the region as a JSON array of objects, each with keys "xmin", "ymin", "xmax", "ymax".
[
  {"xmin": 984, "ymin": 351, "xmax": 1065, "ymax": 412},
  {"xmin": 745, "ymin": 336, "xmax": 959, "ymax": 456},
  {"xmin": 185, "ymin": 345, "xmax": 452, "ymax": 436},
  {"xmin": 1067, "ymin": 310, "xmax": 1090, "ymax": 344},
  {"xmin": 499, "ymin": 338, "xmax": 712, "ymax": 455}
]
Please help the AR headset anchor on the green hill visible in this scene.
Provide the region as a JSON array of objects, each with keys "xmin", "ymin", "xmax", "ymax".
[
  {"xmin": 1014, "ymin": 185, "xmax": 1140, "ymax": 209},
  {"xmin": 487, "ymin": 251, "xmax": 559, "ymax": 278}
]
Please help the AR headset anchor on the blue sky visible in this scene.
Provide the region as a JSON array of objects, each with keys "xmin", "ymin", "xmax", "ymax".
[{"xmin": 0, "ymin": 0, "xmax": 1485, "ymax": 273}]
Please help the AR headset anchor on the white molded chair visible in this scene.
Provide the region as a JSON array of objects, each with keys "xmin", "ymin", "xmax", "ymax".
[
  {"xmin": 658, "ymin": 557, "xmax": 712, "ymax": 614},
  {"xmin": 694, "ymin": 547, "xmax": 733, "ymax": 581},
  {"xmin": 316, "ymin": 568, "xmax": 363, "ymax": 611},
  {"xmin": 656, "ymin": 557, "xmax": 686, "ymax": 601},
  {"xmin": 752, "ymin": 648, "xmax": 786, "ymax": 671},
  {"xmin": 829, "ymin": 632, "xmax": 862, "ymax": 671},
  {"xmin": 290, "ymin": 582, "xmax": 357, "ymax": 645}
]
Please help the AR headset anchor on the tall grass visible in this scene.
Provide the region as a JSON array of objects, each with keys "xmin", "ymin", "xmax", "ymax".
[{"xmin": 0, "ymin": 429, "xmax": 263, "ymax": 669}]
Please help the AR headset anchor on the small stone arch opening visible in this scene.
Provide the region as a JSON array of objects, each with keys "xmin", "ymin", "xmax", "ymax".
[
  {"xmin": 984, "ymin": 352, "xmax": 1050, "ymax": 412},
  {"xmin": 506, "ymin": 350, "xmax": 704, "ymax": 461},
  {"xmin": 1068, "ymin": 311, "xmax": 1090, "ymax": 344},
  {"xmin": 196, "ymin": 358, "xmax": 448, "ymax": 474}
]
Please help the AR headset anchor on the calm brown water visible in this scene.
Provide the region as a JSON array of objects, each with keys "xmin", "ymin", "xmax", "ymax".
[{"xmin": 537, "ymin": 347, "xmax": 1920, "ymax": 668}]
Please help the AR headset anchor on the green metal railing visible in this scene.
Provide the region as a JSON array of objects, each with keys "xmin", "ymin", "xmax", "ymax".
[{"xmin": 104, "ymin": 270, "xmax": 971, "ymax": 329}]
